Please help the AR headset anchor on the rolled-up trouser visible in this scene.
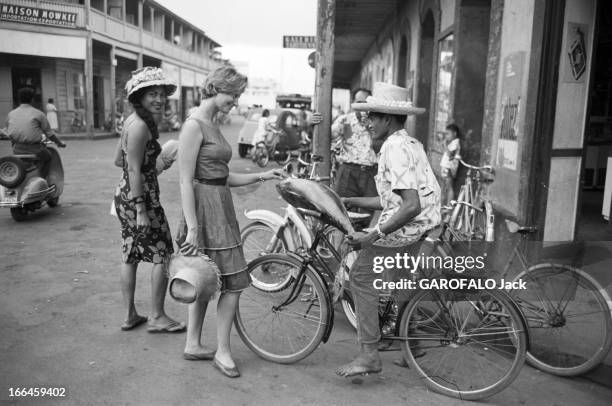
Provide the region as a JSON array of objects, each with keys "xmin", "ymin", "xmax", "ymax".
[{"xmin": 350, "ymin": 241, "xmax": 423, "ymax": 345}]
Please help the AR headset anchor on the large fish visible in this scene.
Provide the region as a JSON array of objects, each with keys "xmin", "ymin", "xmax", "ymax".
[{"xmin": 276, "ymin": 179, "xmax": 355, "ymax": 234}]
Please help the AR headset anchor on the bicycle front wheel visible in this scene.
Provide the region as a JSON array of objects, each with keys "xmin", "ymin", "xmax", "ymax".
[
  {"xmin": 511, "ymin": 263, "xmax": 612, "ymax": 376},
  {"xmin": 398, "ymin": 288, "xmax": 526, "ymax": 400},
  {"xmin": 235, "ymin": 254, "xmax": 330, "ymax": 364}
]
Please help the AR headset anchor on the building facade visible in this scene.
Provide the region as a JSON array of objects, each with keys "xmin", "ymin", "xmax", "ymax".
[
  {"xmin": 0, "ymin": 0, "xmax": 222, "ymax": 134},
  {"xmin": 330, "ymin": 0, "xmax": 610, "ymax": 243}
]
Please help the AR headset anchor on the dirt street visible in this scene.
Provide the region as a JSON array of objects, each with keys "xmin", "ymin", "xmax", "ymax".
[{"xmin": 0, "ymin": 117, "xmax": 611, "ymax": 405}]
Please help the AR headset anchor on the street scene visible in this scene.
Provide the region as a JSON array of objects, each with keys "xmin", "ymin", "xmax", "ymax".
[{"xmin": 1, "ymin": 0, "xmax": 612, "ymax": 405}]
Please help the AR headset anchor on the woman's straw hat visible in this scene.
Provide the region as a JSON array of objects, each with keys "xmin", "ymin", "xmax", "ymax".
[
  {"xmin": 352, "ymin": 82, "xmax": 425, "ymax": 115},
  {"xmin": 125, "ymin": 66, "xmax": 177, "ymax": 98},
  {"xmin": 169, "ymin": 244, "xmax": 221, "ymax": 304}
]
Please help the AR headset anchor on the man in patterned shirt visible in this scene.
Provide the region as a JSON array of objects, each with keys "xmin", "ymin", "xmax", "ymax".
[
  {"xmin": 336, "ymin": 82, "xmax": 441, "ymax": 378},
  {"xmin": 331, "ymin": 88, "xmax": 378, "ymax": 203}
]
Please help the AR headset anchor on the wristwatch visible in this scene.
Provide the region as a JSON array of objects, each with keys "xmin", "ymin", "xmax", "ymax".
[{"xmin": 374, "ymin": 224, "xmax": 386, "ymax": 239}]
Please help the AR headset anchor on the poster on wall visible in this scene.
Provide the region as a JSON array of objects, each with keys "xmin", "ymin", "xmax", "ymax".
[
  {"xmin": 496, "ymin": 51, "xmax": 524, "ymax": 171},
  {"xmin": 563, "ymin": 22, "xmax": 588, "ymax": 83}
]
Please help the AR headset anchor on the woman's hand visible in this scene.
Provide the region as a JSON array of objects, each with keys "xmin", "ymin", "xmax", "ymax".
[
  {"xmin": 136, "ymin": 207, "xmax": 151, "ymax": 229},
  {"xmin": 184, "ymin": 227, "xmax": 198, "ymax": 248},
  {"xmin": 261, "ymin": 169, "xmax": 284, "ymax": 181}
]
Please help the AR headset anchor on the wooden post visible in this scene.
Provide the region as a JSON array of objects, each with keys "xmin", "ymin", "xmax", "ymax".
[
  {"xmin": 312, "ymin": 0, "xmax": 336, "ymax": 180},
  {"xmin": 85, "ymin": 0, "xmax": 94, "ymax": 138},
  {"xmin": 110, "ymin": 45, "xmax": 116, "ymax": 134}
]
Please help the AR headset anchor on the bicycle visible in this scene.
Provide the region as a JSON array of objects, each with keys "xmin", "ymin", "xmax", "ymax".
[
  {"xmin": 235, "ymin": 185, "xmax": 527, "ymax": 400},
  {"xmin": 447, "ymin": 159, "xmax": 495, "ymax": 241},
  {"xmin": 496, "ymin": 219, "xmax": 612, "ymax": 376}
]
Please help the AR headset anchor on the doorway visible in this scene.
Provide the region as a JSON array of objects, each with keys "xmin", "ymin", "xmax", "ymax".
[
  {"xmin": 93, "ymin": 75, "xmax": 105, "ymax": 129},
  {"xmin": 416, "ymin": 10, "xmax": 435, "ymax": 149},
  {"xmin": 11, "ymin": 68, "xmax": 42, "ymax": 110},
  {"xmin": 576, "ymin": 0, "xmax": 612, "ymax": 241}
]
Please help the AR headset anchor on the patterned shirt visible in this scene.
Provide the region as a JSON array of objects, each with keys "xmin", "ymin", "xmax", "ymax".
[
  {"xmin": 331, "ymin": 112, "xmax": 377, "ymax": 166},
  {"xmin": 374, "ymin": 129, "xmax": 441, "ymax": 246}
]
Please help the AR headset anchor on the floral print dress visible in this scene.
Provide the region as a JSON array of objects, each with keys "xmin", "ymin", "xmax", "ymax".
[{"xmin": 114, "ymin": 123, "xmax": 173, "ymax": 264}]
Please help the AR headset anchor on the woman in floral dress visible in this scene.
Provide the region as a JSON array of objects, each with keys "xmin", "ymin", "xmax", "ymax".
[{"xmin": 114, "ymin": 67, "xmax": 185, "ymax": 333}]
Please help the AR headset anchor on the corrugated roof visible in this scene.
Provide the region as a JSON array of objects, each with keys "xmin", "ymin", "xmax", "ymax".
[{"xmin": 333, "ymin": 0, "xmax": 397, "ymax": 88}]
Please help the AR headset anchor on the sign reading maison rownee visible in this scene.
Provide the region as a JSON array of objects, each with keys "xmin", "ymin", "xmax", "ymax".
[
  {"xmin": 283, "ymin": 36, "xmax": 316, "ymax": 49},
  {"xmin": 0, "ymin": 4, "xmax": 78, "ymax": 28}
]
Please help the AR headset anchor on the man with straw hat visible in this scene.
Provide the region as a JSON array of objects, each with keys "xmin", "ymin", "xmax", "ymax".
[{"xmin": 337, "ymin": 82, "xmax": 441, "ymax": 377}]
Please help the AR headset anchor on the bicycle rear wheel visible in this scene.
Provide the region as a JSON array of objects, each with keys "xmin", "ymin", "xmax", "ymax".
[
  {"xmin": 235, "ymin": 254, "xmax": 330, "ymax": 364},
  {"xmin": 511, "ymin": 263, "xmax": 612, "ymax": 376},
  {"xmin": 398, "ymin": 288, "xmax": 526, "ymax": 400}
]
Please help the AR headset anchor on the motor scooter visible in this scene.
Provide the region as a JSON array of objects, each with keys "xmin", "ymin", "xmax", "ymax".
[{"xmin": 0, "ymin": 142, "xmax": 65, "ymax": 221}]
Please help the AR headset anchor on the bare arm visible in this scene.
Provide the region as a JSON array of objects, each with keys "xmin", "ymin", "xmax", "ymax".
[
  {"xmin": 348, "ymin": 189, "xmax": 421, "ymax": 247},
  {"xmin": 377, "ymin": 189, "xmax": 421, "ymax": 235},
  {"xmin": 113, "ymin": 138, "xmax": 124, "ymax": 167},
  {"xmin": 125, "ymin": 121, "xmax": 150, "ymax": 226},
  {"xmin": 228, "ymin": 169, "xmax": 282, "ymax": 187},
  {"xmin": 178, "ymin": 120, "xmax": 202, "ymax": 244},
  {"xmin": 343, "ymin": 196, "xmax": 383, "ymax": 211}
]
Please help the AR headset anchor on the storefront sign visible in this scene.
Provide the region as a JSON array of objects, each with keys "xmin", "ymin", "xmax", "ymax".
[
  {"xmin": 497, "ymin": 52, "xmax": 524, "ymax": 171},
  {"xmin": 564, "ymin": 22, "xmax": 588, "ymax": 83},
  {"xmin": 283, "ymin": 36, "xmax": 316, "ymax": 49},
  {"xmin": 0, "ymin": 4, "xmax": 78, "ymax": 28}
]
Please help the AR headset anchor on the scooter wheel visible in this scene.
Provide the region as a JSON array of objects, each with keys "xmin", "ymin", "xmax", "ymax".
[
  {"xmin": 0, "ymin": 156, "xmax": 27, "ymax": 188},
  {"xmin": 10, "ymin": 207, "xmax": 28, "ymax": 222}
]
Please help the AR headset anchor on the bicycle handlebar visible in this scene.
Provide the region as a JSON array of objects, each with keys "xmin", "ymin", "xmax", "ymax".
[{"xmin": 459, "ymin": 159, "xmax": 493, "ymax": 172}]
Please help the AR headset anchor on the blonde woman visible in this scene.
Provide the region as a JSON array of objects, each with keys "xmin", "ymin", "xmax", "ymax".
[{"xmin": 176, "ymin": 66, "xmax": 281, "ymax": 377}]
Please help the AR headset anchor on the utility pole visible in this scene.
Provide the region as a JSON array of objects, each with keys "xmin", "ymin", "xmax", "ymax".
[{"xmin": 312, "ymin": 0, "xmax": 335, "ymax": 180}]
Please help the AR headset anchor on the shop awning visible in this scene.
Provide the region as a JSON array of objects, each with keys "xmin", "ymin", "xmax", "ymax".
[
  {"xmin": 0, "ymin": 28, "xmax": 86, "ymax": 60},
  {"xmin": 333, "ymin": 0, "xmax": 397, "ymax": 88}
]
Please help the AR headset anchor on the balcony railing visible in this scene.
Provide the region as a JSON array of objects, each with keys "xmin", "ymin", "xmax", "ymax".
[
  {"xmin": 0, "ymin": 0, "xmax": 86, "ymax": 28},
  {"xmin": 90, "ymin": 9, "xmax": 214, "ymax": 72}
]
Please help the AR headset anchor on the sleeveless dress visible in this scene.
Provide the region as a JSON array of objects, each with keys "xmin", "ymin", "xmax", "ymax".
[
  {"xmin": 114, "ymin": 115, "xmax": 174, "ymax": 264},
  {"xmin": 175, "ymin": 117, "xmax": 250, "ymax": 292}
]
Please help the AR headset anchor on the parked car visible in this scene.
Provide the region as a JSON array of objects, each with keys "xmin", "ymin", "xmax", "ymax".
[{"xmin": 237, "ymin": 108, "xmax": 303, "ymax": 158}]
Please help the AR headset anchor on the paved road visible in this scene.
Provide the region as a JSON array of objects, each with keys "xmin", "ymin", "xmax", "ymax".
[{"xmin": 0, "ymin": 117, "xmax": 611, "ymax": 405}]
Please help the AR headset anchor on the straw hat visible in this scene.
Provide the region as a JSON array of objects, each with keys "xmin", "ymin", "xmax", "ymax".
[
  {"xmin": 169, "ymin": 243, "xmax": 221, "ymax": 304},
  {"xmin": 352, "ymin": 82, "xmax": 425, "ymax": 115},
  {"xmin": 125, "ymin": 66, "xmax": 177, "ymax": 98}
]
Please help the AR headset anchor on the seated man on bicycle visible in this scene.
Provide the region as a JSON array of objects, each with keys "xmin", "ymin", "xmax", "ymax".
[{"xmin": 338, "ymin": 82, "xmax": 441, "ymax": 377}]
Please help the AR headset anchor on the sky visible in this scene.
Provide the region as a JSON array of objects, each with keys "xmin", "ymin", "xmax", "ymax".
[{"xmin": 156, "ymin": 0, "xmax": 318, "ymax": 94}]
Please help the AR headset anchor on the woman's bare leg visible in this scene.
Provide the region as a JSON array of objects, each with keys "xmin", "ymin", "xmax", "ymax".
[{"xmin": 215, "ymin": 291, "xmax": 240, "ymax": 367}]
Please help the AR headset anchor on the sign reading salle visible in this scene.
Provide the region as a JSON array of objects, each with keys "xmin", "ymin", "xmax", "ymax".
[
  {"xmin": 283, "ymin": 36, "xmax": 316, "ymax": 49},
  {"xmin": 0, "ymin": 4, "xmax": 78, "ymax": 28}
]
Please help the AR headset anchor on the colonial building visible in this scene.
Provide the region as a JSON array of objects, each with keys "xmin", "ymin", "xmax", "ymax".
[
  {"xmin": 328, "ymin": 0, "xmax": 611, "ymax": 243},
  {"xmin": 0, "ymin": 0, "xmax": 222, "ymax": 134}
]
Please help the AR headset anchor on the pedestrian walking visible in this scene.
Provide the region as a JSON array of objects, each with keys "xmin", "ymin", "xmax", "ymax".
[
  {"xmin": 114, "ymin": 67, "xmax": 185, "ymax": 333},
  {"xmin": 176, "ymin": 66, "xmax": 281, "ymax": 378},
  {"xmin": 45, "ymin": 98, "xmax": 59, "ymax": 131}
]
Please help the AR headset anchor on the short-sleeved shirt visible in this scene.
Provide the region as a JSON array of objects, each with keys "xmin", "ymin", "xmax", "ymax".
[
  {"xmin": 374, "ymin": 129, "xmax": 441, "ymax": 246},
  {"xmin": 7, "ymin": 104, "xmax": 51, "ymax": 144},
  {"xmin": 331, "ymin": 112, "xmax": 377, "ymax": 166}
]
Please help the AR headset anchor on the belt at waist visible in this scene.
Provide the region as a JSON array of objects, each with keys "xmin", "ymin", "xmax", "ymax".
[
  {"xmin": 195, "ymin": 177, "xmax": 228, "ymax": 186},
  {"xmin": 342, "ymin": 162, "xmax": 378, "ymax": 171}
]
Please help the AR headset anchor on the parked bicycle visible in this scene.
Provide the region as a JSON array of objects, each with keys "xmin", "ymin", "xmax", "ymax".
[
  {"xmin": 235, "ymin": 179, "xmax": 527, "ymax": 400},
  {"xmin": 446, "ymin": 159, "xmax": 495, "ymax": 241},
  {"xmin": 495, "ymin": 219, "xmax": 612, "ymax": 376}
]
